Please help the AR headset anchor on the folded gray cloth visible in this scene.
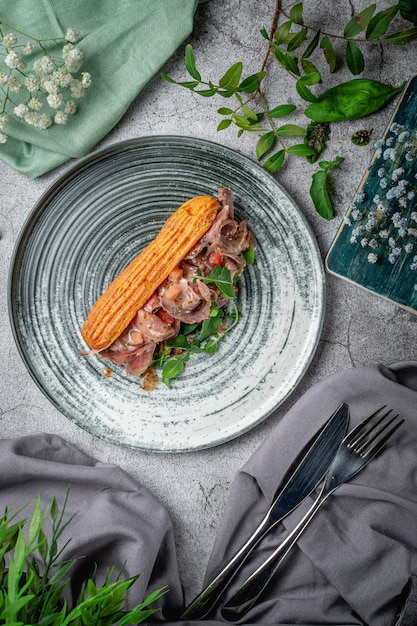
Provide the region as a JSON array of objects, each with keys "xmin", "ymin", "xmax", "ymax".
[{"xmin": 0, "ymin": 361, "xmax": 416, "ymax": 625}]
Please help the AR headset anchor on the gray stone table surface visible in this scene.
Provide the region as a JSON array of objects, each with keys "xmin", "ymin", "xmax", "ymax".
[{"xmin": 1, "ymin": 0, "xmax": 416, "ymax": 603}]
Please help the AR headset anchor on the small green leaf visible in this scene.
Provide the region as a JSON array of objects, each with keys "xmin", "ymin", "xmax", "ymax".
[
  {"xmin": 287, "ymin": 143, "xmax": 316, "ymax": 156},
  {"xmin": 287, "ymin": 27, "xmax": 308, "ymax": 52},
  {"xmin": 301, "ymin": 58, "xmax": 320, "ymax": 76},
  {"xmin": 299, "ymin": 71, "xmax": 321, "ymax": 86},
  {"xmin": 351, "ymin": 128, "xmax": 373, "ymax": 145},
  {"xmin": 160, "ymin": 74, "xmax": 200, "ymax": 89},
  {"xmin": 273, "ymin": 20, "xmax": 293, "ymax": 45},
  {"xmin": 296, "ymin": 81, "xmax": 318, "ymax": 102},
  {"xmin": 302, "ymin": 29, "xmax": 321, "ymax": 58},
  {"xmin": 195, "ymin": 87, "xmax": 218, "ymax": 96},
  {"xmin": 184, "ymin": 44, "xmax": 201, "ymax": 80},
  {"xmin": 218, "ymin": 107, "xmax": 234, "ymax": 115},
  {"xmin": 219, "ymin": 61, "xmax": 243, "ymax": 90},
  {"xmin": 343, "ymin": 4, "xmax": 376, "ymax": 37},
  {"xmin": 241, "ymin": 105, "xmax": 258, "ymax": 121},
  {"xmin": 276, "ymin": 124, "xmax": 306, "ymax": 137},
  {"xmin": 260, "ymin": 27, "xmax": 270, "ymax": 39},
  {"xmin": 290, "ymin": 2, "xmax": 304, "ymax": 24},
  {"xmin": 256, "ymin": 131, "xmax": 276, "ymax": 160},
  {"xmin": 345, "ymin": 40, "xmax": 365, "ymax": 74},
  {"xmin": 264, "ymin": 149, "xmax": 286, "ymax": 173},
  {"xmin": 310, "ymin": 157, "xmax": 344, "ymax": 219},
  {"xmin": 384, "ymin": 26, "xmax": 417, "ymax": 44},
  {"xmin": 320, "ymin": 36, "xmax": 336, "ymax": 72},
  {"xmin": 268, "ymin": 103, "xmax": 297, "ymax": 118},
  {"xmin": 366, "ymin": 6, "xmax": 399, "ymax": 39},
  {"xmin": 238, "ymin": 71, "xmax": 266, "ymax": 93},
  {"xmin": 243, "ymin": 248, "xmax": 255, "ymax": 265},
  {"xmin": 272, "ymin": 45, "xmax": 300, "ymax": 75},
  {"xmin": 217, "ymin": 118, "xmax": 232, "ymax": 131}
]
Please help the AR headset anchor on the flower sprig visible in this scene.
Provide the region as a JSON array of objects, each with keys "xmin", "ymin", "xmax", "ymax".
[
  {"xmin": 344, "ymin": 122, "xmax": 417, "ymax": 282},
  {"xmin": 0, "ymin": 22, "xmax": 91, "ymax": 142}
]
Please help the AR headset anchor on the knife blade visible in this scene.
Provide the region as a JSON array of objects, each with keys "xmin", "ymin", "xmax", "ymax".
[{"xmin": 180, "ymin": 402, "xmax": 349, "ymax": 620}]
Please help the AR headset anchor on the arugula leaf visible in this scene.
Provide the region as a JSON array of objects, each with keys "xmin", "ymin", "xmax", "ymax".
[{"xmin": 195, "ymin": 266, "xmax": 236, "ymax": 299}]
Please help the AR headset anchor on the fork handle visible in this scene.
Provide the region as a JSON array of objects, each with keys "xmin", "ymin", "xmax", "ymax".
[
  {"xmin": 221, "ymin": 489, "xmax": 328, "ymax": 622},
  {"xmin": 180, "ymin": 513, "xmax": 273, "ymax": 619}
]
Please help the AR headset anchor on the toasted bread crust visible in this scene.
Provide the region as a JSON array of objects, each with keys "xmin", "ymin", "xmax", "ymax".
[{"xmin": 81, "ymin": 195, "xmax": 220, "ymax": 350}]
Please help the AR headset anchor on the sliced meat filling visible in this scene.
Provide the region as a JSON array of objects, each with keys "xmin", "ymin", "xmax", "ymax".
[{"xmin": 96, "ymin": 188, "xmax": 253, "ymax": 377}]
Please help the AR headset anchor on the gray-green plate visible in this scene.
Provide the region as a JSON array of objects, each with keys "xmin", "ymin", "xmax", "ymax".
[{"xmin": 8, "ymin": 136, "xmax": 325, "ymax": 452}]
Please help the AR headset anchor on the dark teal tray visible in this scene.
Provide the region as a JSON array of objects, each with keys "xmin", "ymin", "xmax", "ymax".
[{"xmin": 326, "ymin": 74, "xmax": 417, "ymax": 314}]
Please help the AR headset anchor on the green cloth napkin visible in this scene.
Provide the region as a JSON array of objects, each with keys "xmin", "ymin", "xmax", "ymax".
[{"xmin": 0, "ymin": 0, "xmax": 201, "ymax": 178}]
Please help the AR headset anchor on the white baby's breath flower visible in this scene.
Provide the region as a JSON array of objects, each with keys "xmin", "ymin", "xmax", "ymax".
[
  {"xmin": 54, "ymin": 110, "xmax": 68, "ymax": 125},
  {"xmin": 65, "ymin": 100, "xmax": 77, "ymax": 114},
  {"xmin": 24, "ymin": 111, "xmax": 41, "ymax": 126},
  {"xmin": 28, "ymin": 97, "xmax": 43, "ymax": 111},
  {"xmin": 43, "ymin": 79, "xmax": 59, "ymax": 94},
  {"xmin": 0, "ymin": 113, "xmax": 8, "ymax": 130},
  {"xmin": 7, "ymin": 75, "xmax": 23, "ymax": 92},
  {"xmin": 54, "ymin": 67, "xmax": 72, "ymax": 87},
  {"xmin": 25, "ymin": 74, "xmax": 40, "ymax": 92},
  {"xmin": 38, "ymin": 113, "xmax": 52, "ymax": 129},
  {"xmin": 81, "ymin": 71, "xmax": 91, "ymax": 88},
  {"xmin": 4, "ymin": 50, "xmax": 20, "ymax": 69},
  {"xmin": 0, "ymin": 132, "xmax": 8, "ymax": 143},
  {"xmin": 34, "ymin": 55, "xmax": 55, "ymax": 74},
  {"xmin": 65, "ymin": 28, "xmax": 80, "ymax": 43},
  {"xmin": 70, "ymin": 79, "xmax": 84, "ymax": 98},
  {"xmin": 3, "ymin": 33, "xmax": 18, "ymax": 47},
  {"xmin": 14, "ymin": 103, "xmax": 28, "ymax": 118},
  {"xmin": 23, "ymin": 42, "xmax": 35, "ymax": 55},
  {"xmin": 367, "ymin": 253, "xmax": 378, "ymax": 264},
  {"xmin": 0, "ymin": 72, "xmax": 8, "ymax": 87},
  {"xmin": 47, "ymin": 92, "xmax": 64, "ymax": 109}
]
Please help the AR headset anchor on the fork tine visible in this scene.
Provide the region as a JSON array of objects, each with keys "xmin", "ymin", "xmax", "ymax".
[
  {"xmin": 343, "ymin": 405, "xmax": 388, "ymax": 445},
  {"xmin": 354, "ymin": 412, "xmax": 399, "ymax": 454},
  {"xmin": 359, "ymin": 416, "xmax": 404, "ymax": 457},
  {"xmin": 352, "ymin": 408, "xmax": 394, "ymax": 450}
]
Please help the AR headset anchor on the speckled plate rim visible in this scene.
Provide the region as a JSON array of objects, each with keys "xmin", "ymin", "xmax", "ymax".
[{"xmin": 8, "ymin": 135, "xmax": 326, "ymax": 452}]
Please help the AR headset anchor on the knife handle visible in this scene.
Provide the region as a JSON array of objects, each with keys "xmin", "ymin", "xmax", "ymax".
[{"xmin": 180, "ymin": 514, "xmax": 271, "ymax": 619}]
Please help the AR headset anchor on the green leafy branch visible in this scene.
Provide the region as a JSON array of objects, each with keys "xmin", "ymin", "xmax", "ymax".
[
  {"xmin": 0, "ymin": 491, "xmax": 166, "ymax": 625},
  {"xmin": 162, "ymin": 0, "xmax": 417, "ymax": 219}
]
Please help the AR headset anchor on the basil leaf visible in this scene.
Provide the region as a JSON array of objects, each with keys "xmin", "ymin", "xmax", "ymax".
[
  {"xmin": 399, "ymin": 0, "xmax": 417, "ymax": 24},
  {"xmin": 305, "ymin": 78, "xmax": 405, "ymax": 122}
]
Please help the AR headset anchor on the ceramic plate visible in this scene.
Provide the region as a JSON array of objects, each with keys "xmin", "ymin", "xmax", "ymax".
[{"xmin": 9, "ymin": 136, "xmax": 325, "ymax": 452}]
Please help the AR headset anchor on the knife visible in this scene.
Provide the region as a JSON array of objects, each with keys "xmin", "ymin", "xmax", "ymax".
[{"xmin": 180, "ymin": 403, "xmax": 349, "ymax": 620}]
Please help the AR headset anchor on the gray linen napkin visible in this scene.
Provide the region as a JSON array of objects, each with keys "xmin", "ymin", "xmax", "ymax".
[
  {"xmin": 202, "ymin": 361, "xmax": 417, "ymax": 625},
  {"xmin": 0, "ymin": 434, "xmax": 184, "ymax": 619},
  {"xmin": 0, "ymin": 361, "xmax": 416, "ymax": 625}
]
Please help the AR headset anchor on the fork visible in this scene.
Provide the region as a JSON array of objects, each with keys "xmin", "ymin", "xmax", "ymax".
[{"xmin": 221, "ymin": 406, "xmax": 404, "ymax": 622}]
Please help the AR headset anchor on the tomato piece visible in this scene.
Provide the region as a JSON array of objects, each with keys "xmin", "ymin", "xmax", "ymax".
[
  {"xmin": 157, "ymin": 309, "xmax": 175, "ymax": 324},
  {"xmin": 209, "ymin": 252, "xmax": 223, "ymax": 266}
]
